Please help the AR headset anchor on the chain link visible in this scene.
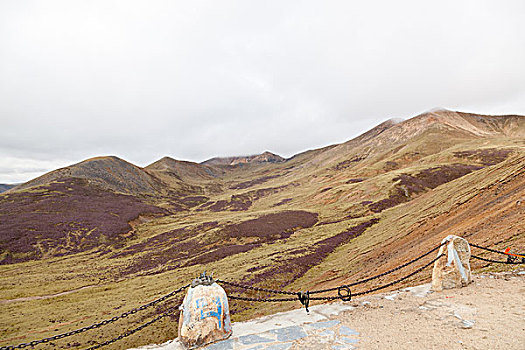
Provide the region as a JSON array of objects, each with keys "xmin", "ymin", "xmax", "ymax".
[
  {"xmin": 471, "ymin": 254, "xmax": 524, "ymax": 264},
  {"xmin": 469, "ymin": 243, "xmax": 512, "ymax": 256},
  {"xmin": 85, "ymin": 307, "xmax": 180, "ymax": 350},
  {"xmin": 220, "ymin": 242, "xmax": 445, "ymax": 296},
  {"xmin": 313, "ymin": 242, "xmax": 446, "ymax": 293},
  {"xmin": 0, "ymin": 284, "xmax": 189, "ymax": 350},
  {"xmin": 353, "ymin": 254, "xmax": 444, "ymax": 296},
  {"xmin": 227, "ymin": 254, "xmax": 444, "ymax": 303}
]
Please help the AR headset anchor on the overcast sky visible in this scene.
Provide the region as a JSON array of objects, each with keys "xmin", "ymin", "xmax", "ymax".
[{"xmin": 1, "ymin": 0, "xmax": 525, "ymax": 183}]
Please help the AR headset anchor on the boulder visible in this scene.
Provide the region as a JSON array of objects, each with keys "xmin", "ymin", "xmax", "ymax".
[
  {"xmin": 431, "ymin": 235, "xmax": 472, "ymax": 291},
  {"xmin": 178, "ymin": 274, "xmax": 232, "ymax": 349}
]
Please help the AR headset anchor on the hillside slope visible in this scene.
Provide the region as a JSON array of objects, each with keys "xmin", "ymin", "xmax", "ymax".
[
  {"xmin": 11, "ymin": 156, "xmax": 165, "ymax": 196},
  {"xmin": 0, "ymin": 110, "xmax": 524, "ymax": 349}
]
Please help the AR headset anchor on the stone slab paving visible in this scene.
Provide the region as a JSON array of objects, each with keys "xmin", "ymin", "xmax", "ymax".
[{"xmin": 133, "ymin": 300, "xmax": 358, "ymax": 350}]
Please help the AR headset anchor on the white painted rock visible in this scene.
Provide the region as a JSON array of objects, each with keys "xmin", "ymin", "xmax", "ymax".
[
  {"xmin": 178, "ymin": 282, "xmax": 232, "ymax": 349},
  {"xmin": 431, "ymin": 235, "xmax": 472, "ymax": 292}
]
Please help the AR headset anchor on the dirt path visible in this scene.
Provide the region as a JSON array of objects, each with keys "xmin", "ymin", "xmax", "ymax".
[
  {"xmin": 327, "ymin": 271, "xmax": 525, "ymax": 349},
  {"xmin": 0, "ymin": 285, "xmax": 95, "ymax": 305}
]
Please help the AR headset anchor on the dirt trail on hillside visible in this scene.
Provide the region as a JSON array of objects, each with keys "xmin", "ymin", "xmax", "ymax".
[{"xmin": 0, "ymin": 285, "xmax": 95, "ymax": 304}]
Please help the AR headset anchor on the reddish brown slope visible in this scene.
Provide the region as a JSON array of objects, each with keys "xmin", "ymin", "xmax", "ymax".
[
  {"xmin": 308, "ymin": 155, "xmax": 525, "ymax": 293},
  {"xmin": 301, "ymin": 110, "xmax": 524, "ymax": 171}
]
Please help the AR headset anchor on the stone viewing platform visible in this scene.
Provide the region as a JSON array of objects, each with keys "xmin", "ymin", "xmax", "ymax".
[{"xmin": 132, "ymin": 269, "xmax": 525, "ymax": 350}]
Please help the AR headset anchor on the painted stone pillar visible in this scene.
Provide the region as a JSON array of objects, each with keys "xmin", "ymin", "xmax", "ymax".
[
  {"xmin": 178, "ymin": 272, "xmax": 232, "ymax": 349},
  {"xmin": 431, "ymin": 235, "xmax": 472, "ymax": 292}
]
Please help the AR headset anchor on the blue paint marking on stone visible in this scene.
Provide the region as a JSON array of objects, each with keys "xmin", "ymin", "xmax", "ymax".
[
  {"xmin": 339, "ymin": 326, "xmax": 359, "ymax": 336},
  {"xmin": 197, "ymin": 296, "xmax": 223, "ymax": 328},
  {"xmin": 307, "ymin": 319, "xmax": 341, "ymax": 329},
  {"xmin": 341, "ymin": 337, "xmax": 359, "ymax": 344},
  {"xmin": 270, "ymin": 326, "xmax": 308, "ymax": 342},
  {"xmin": 319, "ymin": 329, "xmax": 335, "ymax": 337},
  {"xmin": 265, "ymin": 343, "xmax": 293, "ymax": 350},
  {"xmin": 238, "ymin": 334, "xmax": 275, "ymax": 345},
  {"xmin": 203, "ymin": 338, "xmax": 234, "ymax": 350}
]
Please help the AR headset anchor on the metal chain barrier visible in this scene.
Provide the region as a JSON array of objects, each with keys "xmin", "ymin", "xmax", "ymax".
[
  {"xmin": 85, "ymin": 306, "xmax": 180, "ymax": 350},
  {"xmin": 220, "ymin": 242, "xmax": 446, "ymax": 297},
  {"xmin": 470, "ymin": 243, "xmax": 525, "ymax": 264},
  {"xmin": 470, "ymin": 243, "xmax": 510, "ymax": 255},
  {"xmin": 215, "ymin": 279, "xmax": 296, "ymax": 296},
  {"xmin": 471, "ymin": 254, "xmax": 524, "ymax": 264},
  {"xmin": 312, "ymin": 242, "xmax": 446, "ymax": 293},
  {"xmin": 0, "ymin": 284, "xmax": 189, "ymax": 350},
  {"xmin": 353, "ymin": 254, "xmax": 443, "ymax": 296},
  {"xmin": 227, "ymin": 254, "xmax": 445, "ymax": 309}
]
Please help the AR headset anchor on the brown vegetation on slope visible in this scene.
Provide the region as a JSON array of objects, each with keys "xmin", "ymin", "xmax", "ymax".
[
  {"xmin": 244, "ymin": 219, "xmax": 379, "ymax": 288},
  {"xmin": 369, "ymin": 164, "xmax": 484, "ymax": 213},
  {"xmin": 453, "ymin": 148, "xmax": 514, "ymax": 166},
  {"xmin": 117, "ymin": 211, "xmax": 318, "ymax": 277},
  {"xmin": 0, "ymin": 178, "xmax": 167, "ymax": 264}
]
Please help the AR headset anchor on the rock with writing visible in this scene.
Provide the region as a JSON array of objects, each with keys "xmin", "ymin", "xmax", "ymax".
[
  {"xmin": 178, "ymin": 281, "xmax": 232, "ymax": 349},
  {"xmin": 432, "ymin": 235, "xmax": 472, "ymax": 291}
]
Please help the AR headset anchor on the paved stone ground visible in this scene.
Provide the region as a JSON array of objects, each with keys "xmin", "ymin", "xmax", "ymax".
[
  {"xmin": 135, "ymin": 301, "xmax": 358, "ymax": 350},
  {"xmin": 134, "ymin": 270, "xmax": 525, "ymax": 350}
]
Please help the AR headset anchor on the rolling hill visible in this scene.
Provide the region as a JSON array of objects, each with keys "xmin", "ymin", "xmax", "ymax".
[
  {"xmin": 0, "ymin": 109, "xmax": 524, "ymax": 349},
  {"xmin": 13, "ymin": 156, "xmax": 165, "ymax": 196}
]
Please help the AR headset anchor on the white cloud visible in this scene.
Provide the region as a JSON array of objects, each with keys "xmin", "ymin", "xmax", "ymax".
[
  {"xmin": 1, "ymin": 0, "xmax": 524, "ymax": 183},
  {"xmin": 0, "ymin": 156, "xmax": 71, "ymax": 183}
]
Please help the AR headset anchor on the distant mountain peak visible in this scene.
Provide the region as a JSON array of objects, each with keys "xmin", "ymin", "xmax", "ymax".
[
  {"xmin": 407, "ymin": 110, "xmax": 525, "ymax": 137},
  {"xmin": 145, "ymin": 156, "xmax": 218, "ymax": 181},
  {"xmin": 427, "ymin": 107, "xmax": 451, "ymax": 113},
  {"xmin": 202, "ymin": 151, "xmax": 285, "ymax": 166},
  {"xmin": 387, "ymin": 117, "xmax": 405, "ymax": 124},
  {"xmin": 83, "ymin": 155, "xmax": 122, "ymax": 162}
]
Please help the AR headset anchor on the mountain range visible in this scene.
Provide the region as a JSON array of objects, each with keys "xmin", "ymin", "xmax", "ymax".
[{"xmin": 1, "ymin": 109, "xmax": 524, "ymax": 349}]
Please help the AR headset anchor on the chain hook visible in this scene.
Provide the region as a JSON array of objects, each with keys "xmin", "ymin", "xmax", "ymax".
[
  {"xmin": 507, "ymin": 255, "xmax": 516, "ymax": 263},
  {"xmin": 297, "ymin": 291, "xmax": 310, "ymax": 313}
]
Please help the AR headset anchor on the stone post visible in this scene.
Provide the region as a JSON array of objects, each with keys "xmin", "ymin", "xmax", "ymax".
[
  {"xmin": 431, "ymin": 235, "xmax": 472, "ymax": 291},
  {"xmin": 178, "ymin": 272, "xmax": 232, "ymax": 349}
]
